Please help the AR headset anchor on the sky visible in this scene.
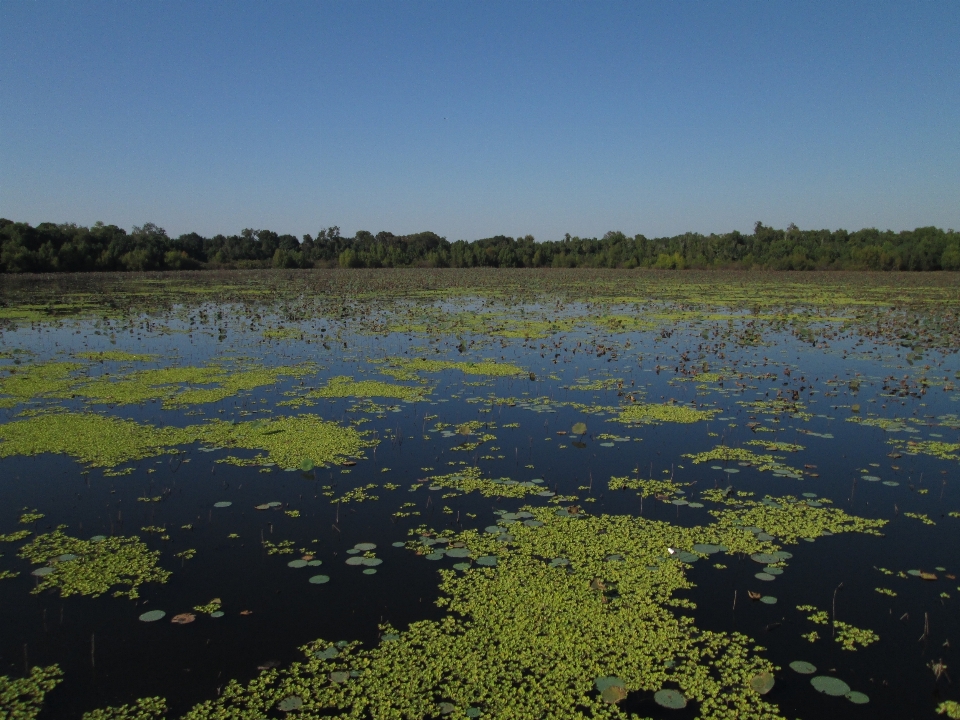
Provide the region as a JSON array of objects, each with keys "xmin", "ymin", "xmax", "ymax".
[{"xmin": 1, "ymin": 1, "xmax": 958, "ymax": 242}]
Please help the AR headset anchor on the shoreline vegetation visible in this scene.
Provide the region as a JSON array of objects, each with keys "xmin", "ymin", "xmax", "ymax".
[{"xmin": 1, "ymin": 219, "xmax": 959, "ymax": 273}]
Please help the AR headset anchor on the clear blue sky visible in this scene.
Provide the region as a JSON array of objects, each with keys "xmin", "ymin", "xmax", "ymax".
[{"xmin": 1, "ymin": 1, "xmax": 957, "ymax": 241}]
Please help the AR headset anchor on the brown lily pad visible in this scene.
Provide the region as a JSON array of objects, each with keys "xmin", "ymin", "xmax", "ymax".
[{"xmin": 171, "ymin": 613, "xmax": 196, "ymax": 625}]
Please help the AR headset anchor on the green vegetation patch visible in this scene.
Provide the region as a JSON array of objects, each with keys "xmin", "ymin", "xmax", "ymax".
[
  {"xmin": 71, "ymin": 363, "xmax": 313, "ymax": 408},
  {"xmin": 0, "ymin": 665, "xmax": 63, "ymax": 720},
  {"xmin": 417, "ymin": 467, "xmax": 544, "ymax": 498},
  {"xmin": 0, "ymin": 411, "xmax": 372, "ymax": 471},
  {"xmin": 615, "ymin": 402, "xmax": 720, "ymax": 425},
  {"xmin": 609, "ymin": 475, "xmax": 686, "ymax": 499},
  {"xmin": 181, "ymin": 509, "xmax": 794, "ymax": 720},
  {"xmin": 81, "ymin": 697, "xmax": 168, "ymax": 720},
  {"xmin": 796, "ymin": 605, "xmax": 879, "ymax": 651},
  {"xmin": 383, "ymin": 357, "xmax": 526, "ymax": 378},
  {"xmin": 0, "ymin": 412, "xmax": 194, "ymax": 468},
  {"xmin": 743, "ymin": 441, "xmax": 805, "ymax": 453},
  {"xmin": 198, "ymin": 414, "xmax": 374, "ymax": 470},
  {"xmin": 567, "ymin": 377, "xmax": 622, "ymax": 391},
  {"xmin": 684, "ymin": 446, "xmax": 801, "ymax": 475},
  {"xmin": 308, "ymin": 376, "xmax": 428, "ymax": 401},
  {"xmin": 0, "ymin": 361, "xmax": 83, "ymax": 407},
  {"xmin": 18, "ymin": 528, "xmax": 170, "ymax": 599},
  {"xmin": 708, "ymin": 495, "xmax": 886, "ymax": 543},
  {"xmin": 889, "ymin": 440, "xmax": 960, "ymax": 461},
  {"xmin": 74, "ymin": 351, "xmax": 157, "ymax": 362}
]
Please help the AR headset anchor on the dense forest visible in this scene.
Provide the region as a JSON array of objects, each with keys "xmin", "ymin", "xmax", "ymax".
[{"xmin": 1, "ymin": 218, "xmax": 958, "ymax": 273}]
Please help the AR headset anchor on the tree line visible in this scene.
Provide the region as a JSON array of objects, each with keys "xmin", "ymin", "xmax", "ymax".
[{"xmin": 1, "ymin": 218, "xmax": 958, "ymax": 273}]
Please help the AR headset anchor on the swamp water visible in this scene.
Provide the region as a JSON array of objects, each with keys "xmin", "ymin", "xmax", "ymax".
[{"xmin": 0, "ymin": 270, "xmax": 959, "ymax": 720}]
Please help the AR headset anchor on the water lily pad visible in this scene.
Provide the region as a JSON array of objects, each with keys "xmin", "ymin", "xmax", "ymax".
[
  {"xmin": 424, "ymin": 552, "xmax": 445, "ymax": 560},
  {"xmin": 572, "ymin": 422, "xmax": 587, "ymax": 435},
  {"xmin": 345, "ymin": 556, "xmax": 366, "ymax": 565},
  {"xmin": 675, "ymin": 551, "xmax": 699, "ymax": 563},
  {"xmin": 210, "ymin": 610, "xmax": 225, "ymax": 618},
  {"xmin": 330, "ymin": 670, "xmax": 350, "ymax": 683},
  {"xmin": 308, "ymin": 574, "xmax": 330, "ymax": 584},
  {"xmin": 763, "ymin": 566, "xmax": 783, "ymax": 575},
  {"xmin": 755, "ymin": 572, "xmax": 776, "ymax": 581},
  {"xmin": 846, "ymin": 691, "xmax": 869, "ymax": 704},
  {"xmin": 693, "ymin": 544, "xmax": 721, "ymax": 554},
  {"xmin": 475, "ymin": 556, "xmax": 498, "ymax": 566},
  {"xmin": 749, "ymin": 671, "xmax": 775, "ymax": 695},
  {"xmin": 361, "ymin": 557, "xmax": 383, "ymax": 566},
  {"xmin": 90, "ymin": 535, "xmax": 107, "ymax": 542},
  {"xmin": 453, "ymin": 562, "xmax": 471, "ymax": 571},
  {"xmin": 447, "ymin": 548, "xmax": 471, "ymax": 558},
  {"xmin": 139, "ymin": 610, "xmax": 166, "ymax": 622},
  {"xmin": 882, "ymin": 481, "xmax": 899, "ymax": 487},
  {"xmin": 313, "ymin": 646, "xmax": 338, "ymax": 659},
  {"xmin": 307, "ymin": 560, "xmax": 323, "ymax": 566},
  {"xmin": 523, "ymin": 519, "xmax": 543, "ymax": 527},
  {"xmin": 759, "ymin": 596, "xmax": 777, "ymax": 604},
  {"xmin": 277, "ymin": 695, "xmax": 303, "ymax": 712},
  {"xmin": 32, "ymin": 566, "xmax": 55, "ymax": 577},
  {"xmin": 381, "ymin": 633, "xmax": 400, "ymax": 642},
  {"xmin": 653, "ymin": 688, "xmax": 686, "ymax": 709},
  {"xmin": 599, "ymin": 442, "xmax": 615, "ymax": 448},
  {"xmin": 213, "ymin": 501, "xmax": 232, "ymax": 508},
  {"xmin": 687, "ymin": 502, "xmax": 705, "ymax": 508},
  {"xmin": 391, "ymin": 541, "xmax": 405, "ymax": 547},
  {"xmin": 484, "ymin": 526, "xmax": 502, "ymax": 534},
  {"xmin": 171, "ymin": 613, "xmax": 196, "ymax": 625},
  {"xmin": 595, "ymin": 676, "xmax": 625, "ymax": 692},
  {"xmin": 750, "ymin": 553, "xmax": 779, "ymax": 564},
  {"xmin": 354, "ymin": 542, "xmax": 376, "ymax": 551},
  {"xmin": 287, "ymin": 559, "xmax": 308, "ymax": 568},
  {"xmin": 362, "ymin": 568, "xmax": 377, "ymax": 575},
  {"xmin": 811, "ymin": 675, "xmax": 850, "ymax": 696},
  {"xmin": 789, "ymin": 660, "xmax": 816, "ymax": 674}
]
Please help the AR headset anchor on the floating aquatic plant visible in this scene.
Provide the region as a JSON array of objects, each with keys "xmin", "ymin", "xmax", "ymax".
[
  {"xmin": 80, "ymin": 696, "xmax": 168, "ymax": 719},
  {"xmin": 18, "ymin": 527, "xmax": 170, "ymax": 599},
  {"xmin": 615, "ymin": 402, "xmax": 719, "ymax": 425},
  {"xmin": 0, "ymin": 665, "xmax": 63, "ymax": 720}
]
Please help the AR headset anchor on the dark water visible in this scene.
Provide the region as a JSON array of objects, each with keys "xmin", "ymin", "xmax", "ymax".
[{"xmin": 1, "ymin": 283, "xmax": 958, "ymax": 719}]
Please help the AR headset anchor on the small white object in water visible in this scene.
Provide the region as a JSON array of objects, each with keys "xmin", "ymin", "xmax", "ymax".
[{"xmin": 667, "ymin": 548, "xmax": 676, "ymax": 555}]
